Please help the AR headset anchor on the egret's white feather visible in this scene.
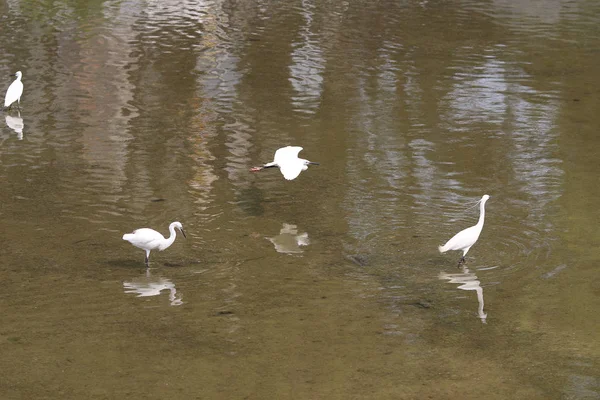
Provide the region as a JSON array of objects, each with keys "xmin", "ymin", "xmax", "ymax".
[
  {"xmin": 4, "ymin": 71, "xmax": 23, "ymax": 108},
  {"xmin": 280, "ymin": 162, "xmax": 305, "ymax": 180},
  {"xmin": 273, "ymin": 146, "xmax": 303, "ymax": 165}
]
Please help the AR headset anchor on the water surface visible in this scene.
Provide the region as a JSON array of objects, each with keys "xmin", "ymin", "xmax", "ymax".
[{"xmin": 1, "ymin": 0, "xmax": 599, "ymax": 398}]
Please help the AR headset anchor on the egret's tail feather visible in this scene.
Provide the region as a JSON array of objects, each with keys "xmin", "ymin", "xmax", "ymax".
[
  {"xmin": 123, "ymin": 233, "xmax": 133, "ymax": 241},
  {"xmin": 438, "ymin": 245, "xmax": 448, "ymax": 253}
]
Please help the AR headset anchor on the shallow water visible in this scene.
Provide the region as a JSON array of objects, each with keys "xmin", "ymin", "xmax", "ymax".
[{"xmin": 1, "ymin": 0, "xmax": 600, "ymax": 398}]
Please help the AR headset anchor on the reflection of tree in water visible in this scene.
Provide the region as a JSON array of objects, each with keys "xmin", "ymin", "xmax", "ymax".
[
  {"xmin": 289, "ymin": 0, "xmax": 325, "ymax": 115},
  {"xmin": 123, "ymin": 269, "xmax": 183, "ymax": 306},
  {"xmin": 439, "ymin": 266, "xmax": 487, "ymax": 323},
  {"xmin": 234, "ymin": 186, "xmax": 265, "ymax": 217}
]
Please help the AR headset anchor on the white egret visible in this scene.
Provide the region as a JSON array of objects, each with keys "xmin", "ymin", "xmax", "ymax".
[
  {"xmin": 438, "ymin": 194, "xmax": 490, "ymax": 265},
  {"xmin": 250, "ymin": 146, "xmax": 319, "ymax": 180},
  {"xmin": 4, "ymin": 71, "xmax": 23, "ymax": 110},
  {"xmin": 122, "ymin": 221, "xmax": 186, "ymax": 266}
]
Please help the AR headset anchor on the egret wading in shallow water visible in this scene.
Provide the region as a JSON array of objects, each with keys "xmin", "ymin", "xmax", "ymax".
[
  {"xmin": 250, "ymin": 146, "xmax": 319, "ymax": 180},
  {"xmin": 4, "ymin": 71, "xmax": 23, "ymax": 110},
  {"xmin": 123, "ymin": 221, "xmax": 186, "ymax": 266},
  {"xmin": 438, "ymin": 194, "xmax": 490, "ymax": 266}
]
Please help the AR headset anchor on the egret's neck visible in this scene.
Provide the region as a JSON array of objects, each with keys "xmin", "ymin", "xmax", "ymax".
[
  {"xmin": 163, "ymin": 224, "xmax": 178, "ymax": 248},
  {"xmin": 476, "ymin": 200, "xmax": 487, "ymax": 227}
]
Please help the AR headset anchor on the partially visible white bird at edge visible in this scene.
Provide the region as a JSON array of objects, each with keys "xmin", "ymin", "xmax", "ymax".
[
  {"xmin": 250, "ymin": 146, "xmax": 319, "ymax": 180},
  {"xmin": 4, "ymin": 71, "xmax": 24, "ymax": 110},
  {"xmin": 438, "ymin": 195, "xmax": 490, "ymax": 266},
  {"xmin": 123, "ymin": 221, "xmax": 186, "ymax": 266}
]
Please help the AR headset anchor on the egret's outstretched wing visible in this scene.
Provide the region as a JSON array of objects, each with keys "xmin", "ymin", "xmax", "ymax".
[
  {"xmin": 280, "ymin": 163, "xmax": 304, "ymax": 180},
  {"xmin": 272, "ymin": 146, "xmax": 304, "ymax": 180},
  {"xmin": 273, "ymin": 146, "xmax": 303, "ymax": 165}
]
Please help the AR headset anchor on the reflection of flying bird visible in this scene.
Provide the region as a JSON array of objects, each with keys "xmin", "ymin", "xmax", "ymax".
[
  {"xmin": 122, "ymin": 221, "xmax": 186, "ymax": 266},
  {"xmin": 4, "ymin": 71, "xmax": 24, "ymax": 110},
  {"xmin": 5, "ymin": 114, "xmax": 24, "ymax": 140},
  {"xmin": 267, "ymin": 223, "xmax": 309, "ymax": 254},
  {"xmin": 250, "ymin": 146, "xmax": 319, "ymax": 180},
  {"xmin": 439, "ymin": 195, "xmax": 490, "ymax": 265}
]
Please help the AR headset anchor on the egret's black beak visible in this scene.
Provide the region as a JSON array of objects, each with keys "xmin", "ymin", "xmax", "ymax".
[
  {"xmin": 180, "ymin": 228, "xmax": 187, "ymax": 238},
  {"xmin": 309, "ymin": 162, "xmax": 320, "ymax": 165}
]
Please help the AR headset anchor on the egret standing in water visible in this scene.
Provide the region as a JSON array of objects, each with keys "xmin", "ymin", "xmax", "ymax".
[
  {"xmin": 438, "ymin": 194, "xmax": 490, "ymax": 266},
  {"xmin": 123, "ymin": 221, "xmax": 186, "ymax": 266},
  {"xmin": 4, "ymin": 71, "xmax": 23, "ymax": 110},
  {"xmin": 250, "ymin": 146, "xmax": 319, "ymax": 180}
]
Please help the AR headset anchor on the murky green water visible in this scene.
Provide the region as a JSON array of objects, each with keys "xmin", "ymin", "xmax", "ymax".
[{"xmin": 1, "ymin": 0, "xmax": 599, "ymax": 398}]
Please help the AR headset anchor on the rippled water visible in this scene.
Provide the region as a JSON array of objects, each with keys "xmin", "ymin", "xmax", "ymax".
[{"xmin": 1, "ymin": 0, "xmax": 600, "ymax": 398}]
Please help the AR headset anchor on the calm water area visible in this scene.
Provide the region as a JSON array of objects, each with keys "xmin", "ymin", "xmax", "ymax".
[{"xmin": 1, "ymin": 0, "xmax": 599, "ymax": 398}]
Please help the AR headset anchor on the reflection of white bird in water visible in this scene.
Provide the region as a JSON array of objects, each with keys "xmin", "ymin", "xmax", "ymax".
[
  {"xmin": 439, "ymin": 266, "xmax": 487, "ymax": 323},
  {"xmin": 5, "ymin": 114, "xmax": 24, "ymax": 140},
  {"xmin": 4, "ymin": 71, "xmax": 24, "ymax": 110},
  {"xmin": 268, "ymin": 223, "xmax": 309, "ymax": 254},
  {"xmin": 250, "ymin": 146, "xmax": 319, "ymax": 180},
  {"xmin": 122, "ymin": 221, "xmax": 186, "ymax": 266},
  {"xmin": 439, "ymin": 194, "xmax": 490, "ymax": 265},
  {"xmin": 123, "ymin": 270, "xmax": 183, "ymax": 306}
]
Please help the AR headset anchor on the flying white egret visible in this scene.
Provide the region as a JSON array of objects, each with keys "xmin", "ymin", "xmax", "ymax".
[
  {"xmin": 438, "ymin": 194, "xmax": 490, "ymax": 265},
  {"xmin": 122, "ymin": 221, "xmax": 186, "ymax": 266},
  {"xmin": 250, "ymin": 146, "xmax": 319, "ymax": 180},
  {"xmin": 4, "ymin": 71, "xmax": 23, "ymax": 110}
]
